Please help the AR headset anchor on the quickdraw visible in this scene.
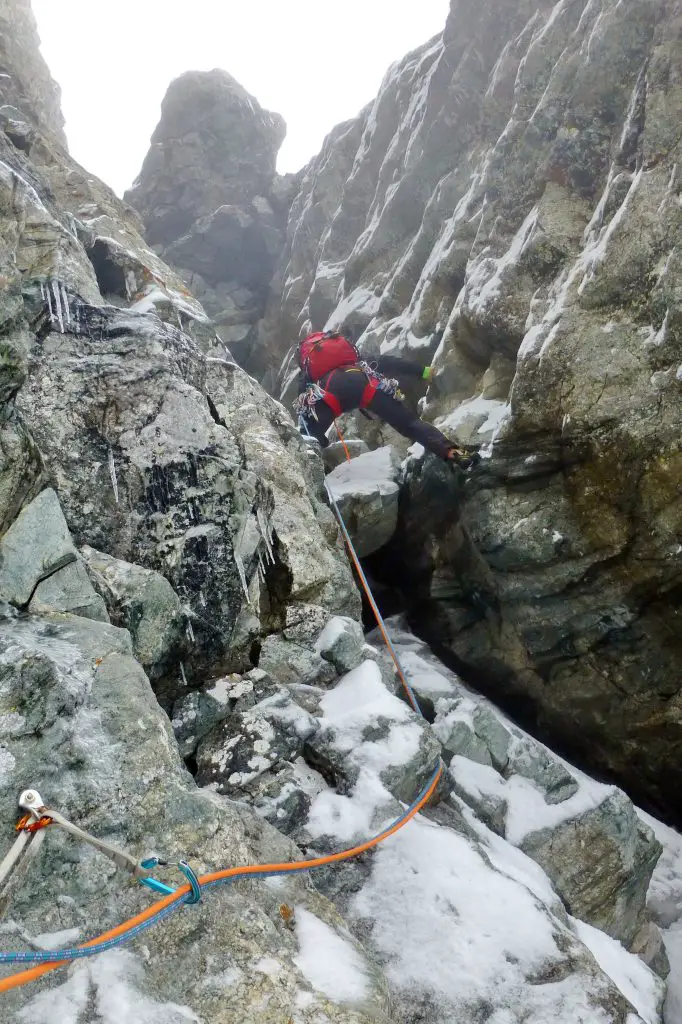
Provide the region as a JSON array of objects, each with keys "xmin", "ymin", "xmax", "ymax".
[
  {"xmin": 0, "ymin": 443, "xmax": 441, "ymax": 994},
  {"xmin": 0, "ymin": 789, "xmax": 180, "ymax": 909},
  {"xmin": 292, "ymin": 381, "xmax": 328, "ymax": 417}
]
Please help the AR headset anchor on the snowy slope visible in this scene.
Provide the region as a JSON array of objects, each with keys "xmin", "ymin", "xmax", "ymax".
[{"xmin": 246, "ymin": 618, "xmax": 669, "ymax": 1023}]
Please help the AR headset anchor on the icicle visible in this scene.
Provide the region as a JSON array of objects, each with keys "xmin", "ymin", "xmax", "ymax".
[
  {"xmin": 60, "ymin": 283, "xmax": 71, "ymax": 324},
  {"xmin": 257, "ymin": 548, "xmax": 266, "ymax": 581},
  {"xmin": 51, "ymin": 280, "xmax": 65, "ymax": 333},
  {"xmin": 199, "ymin": 588, "xmax": 206, "ymax": 607},
  {"xmin": 40, "ymin": 282, "xmax": 45, "ymax": 300},
  {"xmin": 179, "ymin": 662, "xmax": 188, "ymax": 688},
  {"xmin": 234, "ymin": 552, "xmax": 251, "ymax": 604},
  {"xmin": 668, "ymin": 163, "xmax": 677, "ymax": 191},
  {"xmin": 46, "ymin": 282, "xmax": 54, "ymax": 323},
  {"xmin": 186, "ymin": 618, "xmax": 195, "ymax": 644},
  {"xmin": 256, "ymin": 507, "xmax": 275, "ymax": 564},
  {"xmin": 108, "ymin": 448, "xmax": 119, "ymax": 504}
]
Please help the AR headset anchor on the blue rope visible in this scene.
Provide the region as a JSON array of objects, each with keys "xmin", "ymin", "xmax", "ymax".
[
  {"xmin": 0, "ymin": 765, "xmax": 441, "ymax": 964},
  {"xmin": 0, "ymin": 448, "xmax": 436, "ymax": 970}
]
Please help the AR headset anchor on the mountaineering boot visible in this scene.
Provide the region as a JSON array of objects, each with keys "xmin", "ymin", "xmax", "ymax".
[{"xmin": 445, "ymin": 443, "xmax": 481, "ymax": 471}]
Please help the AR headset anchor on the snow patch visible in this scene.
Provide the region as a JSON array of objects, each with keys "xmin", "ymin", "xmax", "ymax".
[
  {"xmin": 326, "ymin": 446, "xmax": 399, "ymax": 500},
  {"xmin": 294, "ymin": 907, "xmax": 369, "ymax": 1004},
  {"xmin": 465, "ymin": 207, "xmax": 539, "ymax": 316},
  {"xmin": 352, "ymin": 815, "xmax": 612, "ymax": 1019},
  {"xmin": 574, "ymin": 919, "xmax": 661, "ymax": 1024},
  {"xmin": 450, "ymin": 754, "xmax": 615, "ymax": 845},
  {"xmin": 17, "ymin": 950, "xmax": 200, "ymax": 1024},
  {"xmin": 437, "ymin": 396, "xmax": 509, "ymax": 437},
  {"xmin": 32, "ymin": 927, "xmax": 82, "ymax": 951},
  {"xmin": 315, "ymin": 616, "xmax": 349, "ymax": 654},
  {"xmin": 306, "ymin": 768, "xmax": 396, "ymax": 843}
]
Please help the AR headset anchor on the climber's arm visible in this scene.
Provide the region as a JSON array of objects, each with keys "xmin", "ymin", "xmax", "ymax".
[{"xmin": 373, "ymin": 355, "xmax": 432, "ymax": 381}]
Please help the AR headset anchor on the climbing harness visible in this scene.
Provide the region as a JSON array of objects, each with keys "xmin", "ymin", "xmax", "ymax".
[
  {"xmin": 357, "ymin": 361, "xmax": 403, "ymax": 402},
  {"xmin": 0, "ymin": 442, "xmax": 442, "ymax": 994},
  {"xmin": 294, "ymin": 364, "xmax": 404, "ymax": 421}
]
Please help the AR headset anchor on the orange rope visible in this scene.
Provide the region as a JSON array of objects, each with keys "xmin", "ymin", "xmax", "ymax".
[
  {"xmin": 334, "ymin": 421, "xmax": 352, "ymax": 462},
  {"xmin": 0, "ymin": 766, "xmax": 441, "ymax": 994},
  {"xmin": 0, "ymin": 439, "xmax": 440, "ymax": 995}
]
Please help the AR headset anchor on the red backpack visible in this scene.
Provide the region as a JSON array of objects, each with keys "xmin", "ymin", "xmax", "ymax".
[{"xmin": 298, "ymin": 331, "xmax": 359, "ymax": 382}]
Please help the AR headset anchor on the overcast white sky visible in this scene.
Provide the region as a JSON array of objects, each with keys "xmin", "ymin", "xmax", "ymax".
[{"xmin": 31, "ymin": 1, "xmax": 450, "ymax": 197}]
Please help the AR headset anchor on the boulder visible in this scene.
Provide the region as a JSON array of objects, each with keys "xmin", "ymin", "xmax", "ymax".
[
  {"xmin": 323, "ymin": 439, "xmax": 370, "ymax": 470},
  {"xmin": 28, "ymin": 560, "xmax": 109, "ymax": 623},
  {"xmin": 251, "ymin": 757, "xmax": 327, "ymax": 837},
  {"xmin": 282, "ymin": 601, "xmax": 331, "ymax": 647},
  {"xmin": 0, "ymin": 488, "xmax": 107, "ymax": 621},
  {"xmin": 81, "ymin": 545, "xmax": 185, "ymax": 678},
  {"xmin": 325, "ymin": 447, "xmax": 401, "ymax": 557},
  {"xmin": 259, "ymin": 634, "xmax": 338, "ymax": 688},
  {"xmin": 315, "ymin": 616, "xmax": 367, "ymax": 674},
  {"xmin": 195, "ymin": 689, "xmax": 318, "ymax": 796},
  {"xmin": 172, "ymin": 667, "xmax": 277, "ymax": 758},
  {"xmin": 520, "ymin": 791, "xmax": 661, "ymax": 947},
  {"xmin": 305, "ymin": 660, "xmax": 441, "ymax": 805},
  {"xmin": 450, "ymin": 752, "xmax": 660, "ymax": 946},
  {"xmin": 171, "ymin": 690, "xmax": 230, "ymax": 761}
]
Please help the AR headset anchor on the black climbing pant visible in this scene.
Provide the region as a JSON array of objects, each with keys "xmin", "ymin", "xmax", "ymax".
[{"xmin": 301, "ymin": 366, "xmax": 453, "ymax": 460}]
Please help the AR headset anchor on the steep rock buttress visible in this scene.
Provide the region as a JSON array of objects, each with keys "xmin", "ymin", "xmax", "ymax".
[{"xmin": 255, "ymin": 0, "xmax": 682, "ymax": 824}]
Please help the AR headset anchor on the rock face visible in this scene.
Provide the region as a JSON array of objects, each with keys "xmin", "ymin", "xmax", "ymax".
[
  {"xmin": 0, "ymin": 7, "xmax": 375, "ymax": 1017},
  {"xmin": 0, "ymin": 1, "xmax": 678, "ymax": 1021},
  {"xmin": 258, "ymin": 0, "xmax": 682, "ymax": 823},
  {"xmin": 0, "ymin": 611, "xmax": 389, "ymax": 1024},
  {"xmin": 0, "ymin": 0, "xmax": 66, "ymax": 146},
  {"xmin": 126, "ymin": 70, "xmax": 295, "ymax": 370},
  {"xmin": 0, "ymin": 40, "xmax": 359, "ymax": 694}
]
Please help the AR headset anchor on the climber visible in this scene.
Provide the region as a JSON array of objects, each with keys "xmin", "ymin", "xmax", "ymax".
[{"xmin": 294, "ymin": 330, "xmax": 478, "ymax": 467}]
